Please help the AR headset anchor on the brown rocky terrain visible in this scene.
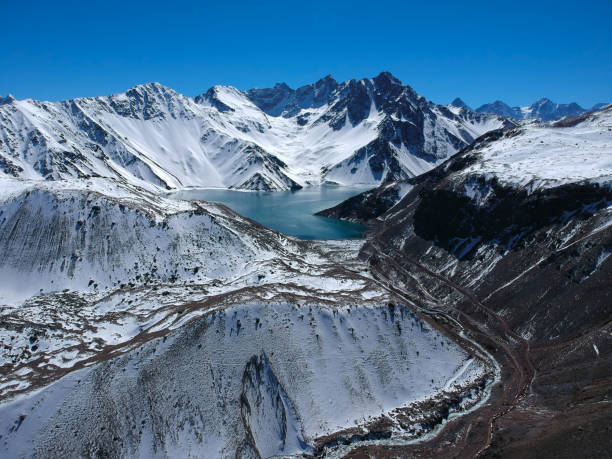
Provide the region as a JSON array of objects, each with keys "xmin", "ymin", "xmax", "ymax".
[{"xmin": 319, "ymin": 118, "xmax": 612, "ymax": 457}]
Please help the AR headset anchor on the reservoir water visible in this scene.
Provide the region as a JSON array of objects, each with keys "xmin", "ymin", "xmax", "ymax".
[{"xmin": 170, "ymin": 186, "xmax": 372, "ymax": 240}]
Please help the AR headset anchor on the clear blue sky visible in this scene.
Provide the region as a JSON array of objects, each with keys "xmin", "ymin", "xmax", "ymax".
[{"xmin": 1, "ymin": 0, "xmax": 611, "ymax": 107}]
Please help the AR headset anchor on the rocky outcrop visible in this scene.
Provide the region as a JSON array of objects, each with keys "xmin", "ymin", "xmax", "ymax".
[
  {"xmin": 319, "ymin": 111, "xmax": 612, "ymax": 457},
  {"xmin": 241, "ymin": 353, "xmax": 312, "ymax": 457},
  {"xmin": 0, "ymin": 302, "xmax": 491, "ymax": 458}
]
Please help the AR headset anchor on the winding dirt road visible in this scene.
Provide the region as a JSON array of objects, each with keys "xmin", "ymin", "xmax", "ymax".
[{"xmin": 347, "ymin": 233, "xmax": 536, "ymax": 458}]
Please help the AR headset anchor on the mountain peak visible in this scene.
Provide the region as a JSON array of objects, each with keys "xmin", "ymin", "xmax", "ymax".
[
  {"xmin": 592, "ymin": 102, "xmax": 610, "ymax": 111},
  {"xmin": 532, "ymin": 97, "xmax": 553, "ymax": 106},
  {"xmin": 194, "ymin": 85, "xmax": 240, "ymax": 112},
  {"xmin": 373, "ymin": 71, "xmax": 402, "ymax": 86},
  {"xmin": 476, "ymin": 97, "xmax": 591, "ymax": 121},
  {"xmin": 450, "ymin": 98, "xmax": 471, "ymax": 110},
  {"xmin": 126, "ymin": 82, "xmax": 173, "ymax": 95},
  {"xmin": 314, "ymin": 74, "xmax": 338, "ymax": 88},
  {"xmin": 273, "ymin": 82, "xmax": 292, "ymax": 91},
  {"xmin": 478, "ymin": 100, "xmax": 513, "ymax": 110},
  {"xmin": 475, "ymin": 100, "xmax": 519, "ymax": 118},
  {"xmin": 0, "ymin": 94, "xmax": 16, "ymax": 105}
]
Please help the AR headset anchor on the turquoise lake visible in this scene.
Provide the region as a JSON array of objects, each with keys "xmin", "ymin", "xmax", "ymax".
[{"xmin": 170, "ymin": 186, "xmax": 372, "ymax": 240}]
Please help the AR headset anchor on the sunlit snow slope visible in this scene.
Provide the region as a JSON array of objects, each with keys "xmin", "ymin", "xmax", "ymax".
[
  {"xmin": 459, "ymin": 107, "xmax": 612, "ymax": 190},
  {"xmin": 0, "ymin": 73, "xmax": 512, "ymax": 191},
  {"xmin": 0, "ymin": 175, "xmax": 494, "ymax": 457},
  {"xmin": 0, "ymin": 302, "xmax": 488, "ymax": 458}
]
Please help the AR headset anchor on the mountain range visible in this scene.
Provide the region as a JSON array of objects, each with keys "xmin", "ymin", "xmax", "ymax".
[
  {"xmin": 450, "ymin": 97, "xmax": 609, "ymax": 121},
  {"xmin": 0, "ymin": 72, "xmax": 513, "ymax": 191},
  {"xmin": 317, "ymin": 106, "xmax": 612, "ymax": 456},
  {"xmin": 0, "ymin": 73, "xmax": 610, "ymax": 458}
]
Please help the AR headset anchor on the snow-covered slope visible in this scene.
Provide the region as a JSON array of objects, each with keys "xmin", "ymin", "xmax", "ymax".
[
  {"xmin": 0, "ymin": 174, "xmax": 496, "ymax": 456},
  {"xmin": 0, "ymin": 301, "xmax": 490, "ymax": 458},
  {"xmin": 474, "ymin": 98, "xmax": 609, "ymax": 121},
  {"xmin": 459, "ymin": 107, "xmax": 612, "ymax": 191},
  {"xmin": 322, "ymin": 106, "xmax": 612, "ymax": 222},
  {"xmin": 0, "ymin": 73, "xmax": 511, "ymax": 191},
  {"xmin": 0, "ymin": 177, "xmax": 284, "ymax": 304},
  {"xmin": 0, "ymin": 83, "xmax": 300, "ymax": 191},
  {"xmin": 0, "ymin": 176, "xmax": 395, "ymax": 396}
]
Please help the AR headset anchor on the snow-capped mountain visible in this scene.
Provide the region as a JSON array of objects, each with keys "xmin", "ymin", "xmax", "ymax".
[
  {"xmin": 0, "ymin": 83, "xmax": 301, "ymax": 192},
  {"xmin": 449, "ymin": 98, "xmax": 471, "ymax": 111},
  {"xmin": 244, "ymin": 72, "xmax": 514, "ymax": 185},
  {"xmin": 474, "ymin": 98, "xmax": 609, "ymax": 121},
  {"xmin": 321, "ymin": 105, "xmax": 612, "ymax": 222},
  {"xmin": 0, "ymin": 73, "xmax": 511, "ymax": 191},
  {"xmin": 316, "ymin": 106, "xmax": 612, "ymax": 458},
  {"xmin": 0, "ymin": 177, "xmax": 494, "ymax": 457},
  {"xmin": 592, "ymin": 102, "xmax": 610, "ymax": 111}
]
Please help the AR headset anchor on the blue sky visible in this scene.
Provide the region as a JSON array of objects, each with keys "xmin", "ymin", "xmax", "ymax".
[{"xmin": 1, "ymin": 0, "xmax": 611, "ymax": 107}]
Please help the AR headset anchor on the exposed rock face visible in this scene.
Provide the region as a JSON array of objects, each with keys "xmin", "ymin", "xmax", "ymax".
[
  {"xmin": 246, "ymin": 75, "xmax": 339, "ymax": 117},
  {"xmin": 228, "ymin": 145, "xmax": 302, "ymax": 191},
  {"xmin": 316, "ymin": 180, "xmax": 408, "ymax": 222},
  {"xmin": 317, "ymin": 109, "xmax": 612, "ymax": 457},
  {"xmin": 450, "ymin": 97, "xmax": 471, "ymax": 110},
  {"xmin": 240, "ymin": 353, "xmax": 311, "ymax": 458},
  {"xmin": 0, "ymin": 95, "xmax": 16, "ymax": 105},
  {"xmin": 412, "ymin": 181, "xmax": 610, "ymax": 255},
  {"xmin": 0, "ymin": 302, "xmax": 490, "ymax": 458},
  {"xmin": 0, "ymin": 73, "xmax": 512, "ymax": 191}
]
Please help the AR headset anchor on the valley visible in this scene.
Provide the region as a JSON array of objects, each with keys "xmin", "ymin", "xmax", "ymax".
[
  {"xmin": 322, "ymin": 106, "xmax": 612, "ymax": 457},
  {"xmin": 0, "ymin": 177, "xmax": 498, "ymax": 457},
  {"xmin": 0, "ymin": 75, "xmax": 610, "ymax": 458}
]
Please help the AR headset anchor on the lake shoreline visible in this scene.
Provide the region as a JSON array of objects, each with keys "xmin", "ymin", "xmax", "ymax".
[{"xmin": 168, "ymin": 185, "xmax": 373, "ymax": 240}]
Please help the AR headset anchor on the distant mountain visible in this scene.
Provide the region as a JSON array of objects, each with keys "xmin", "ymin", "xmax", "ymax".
[
  {"xmin": 0, "ymin": 73, "xmax": 512, "ymax": 191},
  {"xmin": 449, "ymin": 97, "xmax": 471, "ymax": 110},
  {"xmin": 526, "ymin": 98, "xmax": 586, "ymax": 121},
  {"xmin": 592, "ymin": 102, "xmax": 610, "ymax": 111},
  {"xmin": 475, "ymin": 100, "xmax": 524, "ymax": 118},
  {"xmin": 0, "ymin": 94, "xmax": 16, "ymax": 105},
  {"xmin": 246, "ymin": 74, "xmax": 339, "ymax": 117},
  {"xmin": 474, "ymin": 97, "xmax": 609, "ymax": 121}
]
